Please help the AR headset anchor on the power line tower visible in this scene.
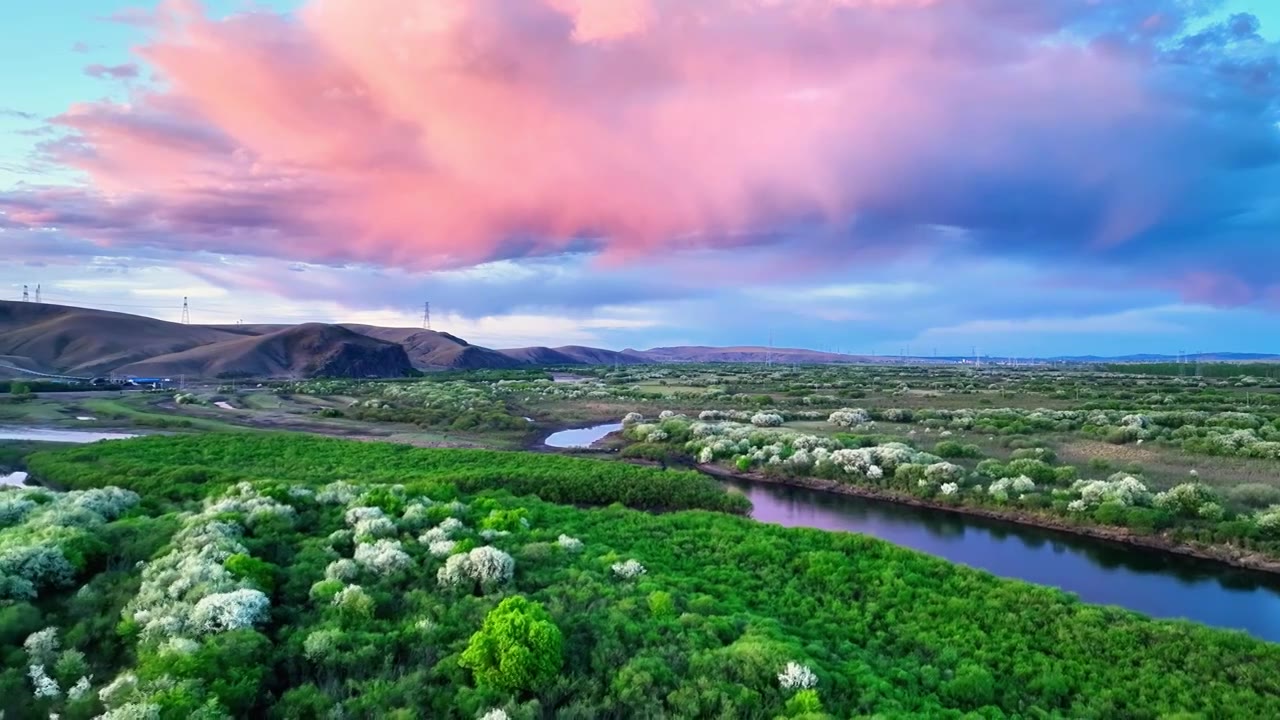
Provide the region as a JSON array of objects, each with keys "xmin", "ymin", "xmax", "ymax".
[
  {"xmin": 422, "ymin": 302, "xmax": 432, "ymax": 330},
  {"xmin": 181, "ymin": 297, "xmax": 190, "ymax": 325},
  {"xmin": 34, "ymin": 285, "xmax": 40, "ymax": 303},
  {"xmin": 22, "ymin": 285, "xmax": 29, "ymax": 302}
]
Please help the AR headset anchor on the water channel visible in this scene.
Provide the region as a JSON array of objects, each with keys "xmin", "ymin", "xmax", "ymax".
[
  {"xmin": 546, "ymin": 422, "xmax": 1280, "ymax": 642},
  {"xmin": 0, "ymin": 427, "xmax": 139, "ymax": 443}
]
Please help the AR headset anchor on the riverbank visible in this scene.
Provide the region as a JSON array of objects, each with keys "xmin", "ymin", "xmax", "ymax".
[{"xmin": 696, "ymin": 463, "xmax": 1280, "ymax": 577}]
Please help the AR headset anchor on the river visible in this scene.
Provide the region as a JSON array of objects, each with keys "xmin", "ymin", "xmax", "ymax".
[
  {"xmin": 547, "ymin": 422, "xmax": 1280, "ymax": 642},
  {"xmin": 0, "ymin": 428, "xmax": 138, "ymax": 443}
]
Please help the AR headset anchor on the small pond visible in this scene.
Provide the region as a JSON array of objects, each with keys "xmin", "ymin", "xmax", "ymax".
[{"xmin": 543, "ymin": 422, "xmax": 622, "ymax": 449}]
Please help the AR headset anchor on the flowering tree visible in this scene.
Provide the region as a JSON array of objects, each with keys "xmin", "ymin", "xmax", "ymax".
[
  {"xmin": 751, "ymin": 412, "xmax": 785, "ymax": 428},
  {"xmin": 612, "ymin": 559, "xmax": 646, "ymax": 580},
  {"xmin": 778, "ymin": 661, "xmax": 818, "ymax": 690},
  {"xmin": 827, "ymin": 408, "xmax": 870, "ymax": 429},
  {"xmin": 28, "ymin": 663, "xmax": 60, "ymax": 699},
  {"xmin": 189, "ymin": 588, "xmax": 270, "ymax": 634},
  {"xmin": 437, "ymin": 546, "xmax": 515, "ymax": 593},
  {"xmin": 354, "ymin": 539, "xmax": 413, "ymax": 575},
  {"xmin": 24, "ymin": 626, "xmax": 60, "ymax": 665},
  {"xmin": 1153, "ymin": 483, "xmax": 1220, "ymax": 518}
]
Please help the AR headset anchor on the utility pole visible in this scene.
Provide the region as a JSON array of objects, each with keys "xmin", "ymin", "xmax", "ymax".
[{"xmin": 181, "ymin": 297, "xmax": 190, "ymax": 325}]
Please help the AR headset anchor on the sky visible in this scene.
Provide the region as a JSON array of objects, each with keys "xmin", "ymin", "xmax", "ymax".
[{"xmin": 1, "ymin": 0, "xmax": 1278, "ymax": 356}]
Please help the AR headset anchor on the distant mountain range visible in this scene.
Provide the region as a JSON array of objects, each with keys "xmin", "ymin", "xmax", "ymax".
[{"xmin": 0, "ymin": 301, "xmax": 1276, "ymax": 379}]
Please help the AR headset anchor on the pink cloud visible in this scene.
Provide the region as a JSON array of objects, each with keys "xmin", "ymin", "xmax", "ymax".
[{"xmin": 5, "ymin": 0, "xmax": 1197, "ymax": 272}]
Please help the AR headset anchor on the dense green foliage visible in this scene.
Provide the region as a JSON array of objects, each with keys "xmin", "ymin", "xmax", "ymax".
[
  {"xmin": 26, "ymin": 433, "xmax": 750, "ymax": 515},
  {"xmin": 3, "ymin": 434, "xmax": 1280, "ymax": 718},
  {"xmin": 459, "ymin": 596, "xmax": 564, "ymax": 693}
]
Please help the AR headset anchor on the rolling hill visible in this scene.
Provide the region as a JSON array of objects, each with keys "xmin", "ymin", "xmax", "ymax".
[
  {"xmin": 343, "ymin": 326, "xmax": 524, "ymax": 370},
  {"xmin": 499, "ymin": 345, "xmax": 649, "ymax": 366},
  {"xmin": 2, "ymin": 300, "xmax": 1276, "ymax": 380},
  {"xmin": 114, "ymin": 323, "xmax": 413, "ymax": 379},
  {"xmin": 0, "ymin": 301, "xmax": 241, "ymax": 376}
]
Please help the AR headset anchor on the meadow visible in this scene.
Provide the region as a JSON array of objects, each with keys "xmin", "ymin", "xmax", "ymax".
[
  {"xmin": 3, "ymin": 433, "xmax": 1280, "ymax": 718},
  {"xmin": 6, "ymin": 363, "xmax": 1280, "ymax": 569}
]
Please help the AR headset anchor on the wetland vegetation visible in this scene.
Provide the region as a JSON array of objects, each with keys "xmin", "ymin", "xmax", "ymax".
[{"xmin": 5, "ymin": 362, "xmax": 1280, "ymax": 717}]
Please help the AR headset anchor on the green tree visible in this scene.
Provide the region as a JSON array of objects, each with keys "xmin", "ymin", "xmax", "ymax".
[{"xmin": 459, "ymin": 596, "xmax": 564, "ymax": 693}]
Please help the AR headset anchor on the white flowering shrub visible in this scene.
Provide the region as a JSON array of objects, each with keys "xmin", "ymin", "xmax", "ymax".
[
  {"xmin": 331, "ymin": 584, "xmax": 375, "ymax": 617},
  {"xmin": 428, "ymin": 539, "xmax": 458, "ymax": 557},
  {"xmin": 1071, "ymin": 476, "xmax": 1150, "ymax": 509},
  {"xmin": 189, "ymin": 588, "xmax": 270, "ymax": 634},
  {"xmin": 751, "ymin": 412, "xmax": 785, "ymax": 428},
  {"xmin": 288, "ymin": 485, "xmax": 315, "ymax": 500},
  {"xmin": 29, "ymin": 663, "xmax": 60, "ymax": 699},
  {"xmin": 557, "ymin": 534, "xmax": 583, "ymax": 551},
  {"xmin": 97, "ymin": 672, "xmax": 139, "ymax": 707},
  {"xmin": 68, "ymin": 674, "xmax": 93, "ymax": 701},
  {"xmin": 69, "ymin": 487, "xmax": 141, "ymax": 521},
  {"xmin": 0, "ymin": 544, "xmax": 75, "ymax": 593},
  {"xmin": 621, "ymin": 412, "xmax": 645, "ymax": 426},
  {"xmin": 98, "ymin": 702, "xmax": 162, "ymax": 719},
  {"xmin": 1256, "ymin": 506, "xmax": 1280, "ymax": 535},
  {"xmin": 161, "ymin": 637, "xmax": 199, "ymax": 655},
  {"xmin": 925, "ymin": 462, "xmax": 965, "ymax": 485},
  {"xmin": 778, "ymin": 661, "xmax": 818, "ymax": 690},
  {"xmin": 354, "ymin": 539, "xmax": 413, "ymax": 575},
  {"xmin": 420, "ymin": 516, "xmax": 465, "ymax": 544},
  {"xmin": 940, "ymin": 482, "xmax": 959, "ymax": 496},
  {"xmin": 24, "ymin": 626, "xmax": 60, "ymax": 665},
  {"xmin": 324, "ymin": 558, "xmax": 358, "ymax": 581},
  {"xmin": 437, "ymin": 546, "xmax": 515, "ymax": 590},
  {"xmin": 345, "ymin": 506, "xmax": 396, "ymax": 540},
  {"xmin": 989, "ymin": 475, "xmax": 1036, "ymax": 502},
  {"xmin": 479, "ymin": 709, "xmax": 510, "ymax": 720},
  {"xmin": 317, "ymin": 481, "xmax": 358, "ymax": 505},
  {"xmin": 400, "ymin": 503, "xmax": 434, "ymax": 530},
  {"xmin": 611, "ymin": 559, "xmax": 646, "ymax": 580},
  {"xmin": 1153, "ymin": 483, "xmax": 1219, "ymax": 518},
  {"xmin": 827, "ymin": 408, "xmax": 870, "ymax": 428}
]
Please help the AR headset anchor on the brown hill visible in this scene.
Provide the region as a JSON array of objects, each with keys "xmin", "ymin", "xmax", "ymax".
[
  {"xmin": 343, "ymin": 325, "xmax": 524, "ymax": 370},
  {"xmin": 115, "ymin": 323, "xmax": 413, "ymax": 379},
  {"xmin": 500, "ymin": 345, "xmax": 650, "ymax": 366},
  {"xmin": 0, "ymin": 301, "xmax": 240, "ymax": 376}
]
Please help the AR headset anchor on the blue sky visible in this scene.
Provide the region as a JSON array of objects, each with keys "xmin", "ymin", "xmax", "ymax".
[{"xmin": 2, "ymin": 1, "xmax": 1279, "ymax": 356}]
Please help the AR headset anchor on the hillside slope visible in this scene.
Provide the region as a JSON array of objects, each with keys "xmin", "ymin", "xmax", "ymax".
[
  {"xmin": 500, "ymin": 345, "xmax": 651, "ymax": 366},
  {"xmin": 115, "ymin": 323, "xmax": 413, "ymax": 379},
  {"xmin": 343, "ymin": 325, "xmax": 524, "ymax": 370},
  {"xmin": 0, "ymin": 301, "xmax": 239, "ymax": 376}
]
